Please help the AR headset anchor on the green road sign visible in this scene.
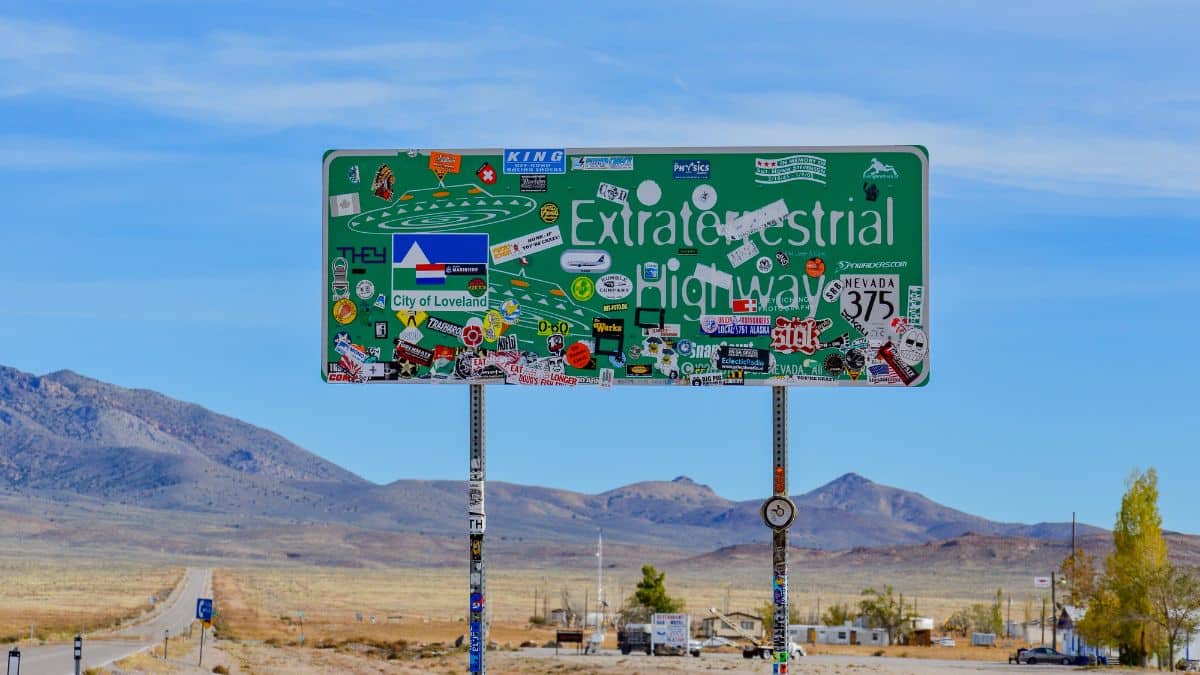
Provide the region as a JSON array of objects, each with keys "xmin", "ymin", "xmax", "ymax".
[{"xmin": 323, "ymin": 146, "xmax": 928, "ymax": 387}]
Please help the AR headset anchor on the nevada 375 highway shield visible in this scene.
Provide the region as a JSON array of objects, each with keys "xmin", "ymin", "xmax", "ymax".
[{"xmin": 322, "ymin": 146, "xmax": 929, "ymax": 387}]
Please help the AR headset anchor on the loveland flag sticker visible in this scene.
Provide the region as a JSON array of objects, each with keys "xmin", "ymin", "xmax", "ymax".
[{"xmin": 429, "ymin": 151, "xmax": 462, "ymax": 182}]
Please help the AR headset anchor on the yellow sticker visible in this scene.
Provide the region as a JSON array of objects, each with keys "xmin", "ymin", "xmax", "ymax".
[
  {"xmin": 394, "ymin": 310, "xmax": 428, "ymax": 328},
  {"xmin": 333, "ymin": 298, "xmax": 357, "ymax": 325}
]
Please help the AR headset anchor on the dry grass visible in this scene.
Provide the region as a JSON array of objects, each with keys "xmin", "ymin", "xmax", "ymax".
[
  {"xmin": 212, "ymin": 563, "xmax": 1020, "ymax": 654},
  {"xmin": 0, "ymin": 556, "xmax": 184, "ymax": 642}
]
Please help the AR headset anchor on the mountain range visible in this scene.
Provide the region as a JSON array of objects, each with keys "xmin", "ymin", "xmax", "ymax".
[{"xmin": 0, "ymin": 364, "xmax": 1141, "ymax": 567}]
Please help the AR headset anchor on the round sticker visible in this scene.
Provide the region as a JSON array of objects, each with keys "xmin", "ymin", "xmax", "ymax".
[
  {"xmin": 761, "ymin": 495, "xmax": 797, "ymax": 530},
  {"xmin": 775, "ymin": 251, "xmax": 791, "ymax": 267},
  {"xmin": 565, "ymin": 341, "xmax": 591, "ymax": 369},
  {"xmin": 539, "ymin": 202, "xmax": 560, "ymax": 224},
  {"xmin": 845, "ymin": 348, "xmax": 866, "ymax": 371},
  {"xmin": 333, "ymin": 298, "xmax": 357, "ymax": 325},
  {"xmin": 823, "ymin": 353, "xmax": 845, "ymax": 377},
  {"xmin": 570, "ymin": 276, "xmax": 595, "ymax": 302},
  {"xmin": 355, "ymin": 279, "xmax": 375, "ymax": 300},
  {"xmin": 806, "ymin": 257, "xmax": 826, "ymax": 278},
  {"xmin": 691, "ymin": 184, "xmax": 717, "ymax": 211},
  {"xmin": 756, "ymin": 256, "xmax": 773, "ymax": 274},
  {"xmin": 547, "ymin": 333, "xmax": 565, "ymax": 354},
  {"xmin": 467, "ymin": 278, "xmax": 487, "ymax": 298},
  {"xmin": 676, "ymin": 339, "xmax": 693, "ymax": 356},
  {"xmin": 500, "ymin": 299, "xmax": 520, "ymax": 323},
  {"xmin": 462, "ymin": 318, "xmax": 484, "ymax": 348},
  {"xmin": 897, "ymin": 328, "xmax": 929, "ymax": 365}
]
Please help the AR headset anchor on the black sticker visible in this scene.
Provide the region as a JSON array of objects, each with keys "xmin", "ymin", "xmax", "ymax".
[{"xmin": 635, "ymin": 307, "xmax": 665, "ymax": 329}]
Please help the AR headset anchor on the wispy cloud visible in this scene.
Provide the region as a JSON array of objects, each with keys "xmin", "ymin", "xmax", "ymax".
[{"xmin": 2, "ymin": 16, "xmax": 1198, "ymax": 198}]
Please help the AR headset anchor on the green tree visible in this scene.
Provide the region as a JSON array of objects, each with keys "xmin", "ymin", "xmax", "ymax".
[
  {"xmin": 1059, "ymin": 547, "xmax": 1098, "ymax": 608},
  {"xmin": 625, "ymin": 565, "xmax": 683, "ymax": 618},
  {"xmin": 1076, "ymin": 468, "xmax": 1168, "ymax": 666},
  {"xmin": 858, "ymin": 586, "xmax": 914, "ymax": 645},
  {"xmin": 1146, "ymin": 564, "xmax": 1200, "ymax": 671},
  {"xmin": 755, "ymin": 600, "xmax": 800, "ymax": 632},
  {"xmin": 989, "ymin": 589, "xmax": 1004, "ymax": 636},
  {"xmin": 821, "ymin": 602, "xmax": 856, "ymax": 627},
  {"xmin": 942, "ymin": 607, "xmax": 973, "ymax": 637}
]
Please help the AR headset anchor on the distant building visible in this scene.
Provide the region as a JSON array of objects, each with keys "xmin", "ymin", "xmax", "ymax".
[
  {"xmin": 789, "ymin": 624, "xmax": 888, "ymax": 645},
  {"xmin": 699, "ymin": 611, "xmax": 763, "ymax": 639},
  {"xmin": 548, "ymin": 608, "xmax": 570, "ymax": 626}
]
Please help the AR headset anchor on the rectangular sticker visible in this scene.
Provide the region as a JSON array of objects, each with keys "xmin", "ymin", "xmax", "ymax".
[
  {"xmin": 754, "ymin": 154, "xmax": 827, "ymax": 185},
  {"xmin": 715, "ymin": 345, "xmax": 772, "ymax": 373},
  {"xmin": 391, "ymin": 233, "xmax": 489, "ymax": 312},
  {"xmin": 672, "ymin": 159, "xmax": 710, "ymax": 179},
  {"xmin": 727, "ymin": 239, "xmax": 760, "ymax": 268},
  {"xmin": 596, "ymin": 182, "xmax": 629, "ymax": 205},
  {"xmin": 721, "ymin": 199, "xmax": 789, "ymax": 241},
  {"xmin": 503, "ymin": 148, "xmax": 566, "ymax": 174},
  {"xmin": 839, "ymin": 275, "xmax": 900, "ymax": 325},
  {"xmin": 519, "ymin": 174, "xmax": 548, "ymax": 192},
  {"xmin": 491, "ymin": 225, "xmax": 563, "ymax": 265},
  {"xmin": 572, "ymin": 155, "xmax": 634, "ymax": 171}
]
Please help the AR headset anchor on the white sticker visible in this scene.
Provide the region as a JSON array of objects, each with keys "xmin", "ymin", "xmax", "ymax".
[
  {"xmin": 897, "ymin": 327, "xmax": 928, "ymax": 365},
  {"xmin": 726, "ymin": 239, "xmax": 759, "ymax": 269},
  {"xmin": 469, "ymin": 515, "xmax": 486, "ymax": 534},
  {"xmin": 596, "ymin": 273, "xmax": 633, "ymax": 300},
  {"xmin": 756, "ymin": 256, "xmax": 773, "ymax": 274},
  {"xmin": 599, "ymin": 367, "xmax": 615, "ymax": 388},
  {"xmin": 561, "ymin": 249, "xmax": 612, "ymax": 274},
  {"xmin": 490, "ymin": 226, "xmax": 563, "ymax": 265},
  {"xmin": 691, "ymin": 184, "xmax": 717, "ymax": 211},
  {"xmin": 596, "ymin": 182, "xmax": 629, "ymax": 205},
  {"xmin": 839, "ymin": 275, "xmax": 900, "ymax": 326},
  {"xmin": 693, "ymin": 263, "xmax": 732, "ymax": 290},
  {"xmin": 468, "ymin": 480, "xmax": 485, "ymax": 515},
  {"xmin": 355, "ymin": 279, "xmax": 375, "ymax": 300},
  {"xmin": 822, "ymin": 278, "xmax": 844, "ymax": 303},
  {"xmin": 399, "ymin": 326, "xmax": 424, "ymax": 345},
  {"xmin": 719, "ymin": 199, "xmax": 789, "ymax": 241}
]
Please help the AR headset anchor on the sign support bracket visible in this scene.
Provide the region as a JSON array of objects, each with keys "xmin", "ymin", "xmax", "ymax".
[
  {"xmin": 771, "ymin": 386, "xmax": 789, "ymax": 672},
  {"xmin": 469, "ymin": 384, "xmax": 487, "ymax": 674}
]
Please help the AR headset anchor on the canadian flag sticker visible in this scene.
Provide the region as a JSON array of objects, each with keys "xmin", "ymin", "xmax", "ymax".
[
  {"xmin": 476, "ymin": 162, "xmax": 497, "ymax": 185},
  {"xmin": 731, "ymin": 298, "xmax": 758, "ymax": 313}
]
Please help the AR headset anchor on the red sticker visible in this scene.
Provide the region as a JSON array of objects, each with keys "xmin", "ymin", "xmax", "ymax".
[
  {"xmin": 565, "ymin": 341, "xmax": 591, "ymax": 369},
  {"xmin": 462, "ymin": 324, "xmax": 483, "ymax": 348}
]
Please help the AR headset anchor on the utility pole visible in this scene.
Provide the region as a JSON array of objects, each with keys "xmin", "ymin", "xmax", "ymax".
[
  {"xmin": 1051, "ymin": 572, "xmax": 1057, "ymax": 651},
  {"xmin": 1040, "ymin": 597, "xmax": 1046, "ymax": 645},
  {"xmin": 1007, "ymin": 595, "xmax": 1012, "ymax": 639}
]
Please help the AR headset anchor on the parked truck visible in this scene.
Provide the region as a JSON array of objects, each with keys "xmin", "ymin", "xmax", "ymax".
[{"xmin": 617, "ymin": 623, "xmax": 652, "ymax": 655}]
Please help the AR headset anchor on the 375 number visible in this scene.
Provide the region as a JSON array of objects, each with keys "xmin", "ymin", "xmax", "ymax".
[{"xmin": 842, "ymin": 289, "xmax": 896, "ymax": 323}]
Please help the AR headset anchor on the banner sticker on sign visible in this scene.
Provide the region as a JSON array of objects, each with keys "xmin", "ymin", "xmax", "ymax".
[{"xmin": 324, "ymin": 146, "xmax": 928, "ymax": 386}]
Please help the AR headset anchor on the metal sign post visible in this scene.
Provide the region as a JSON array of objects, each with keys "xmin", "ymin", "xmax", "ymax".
[
  {"xmin": 73, "ymin": 636, "xmax": 81, "ymax": 675},
  {"xmin": 469, "ymin": 384, "xmax": 487, "ymax": 673},
  {"xmin": 770, "ymin": 387, "xmax": 790, "ymax": 674}
]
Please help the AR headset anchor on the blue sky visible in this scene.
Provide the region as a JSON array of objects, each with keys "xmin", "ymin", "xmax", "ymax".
[{"xmin": 1, "ymin": 2, "xmax": 1198, "ymax": 533}]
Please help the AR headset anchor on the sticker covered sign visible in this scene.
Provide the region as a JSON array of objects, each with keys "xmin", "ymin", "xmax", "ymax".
[{"xmin": 323, "ymin": 146, "xmax": 929, "ymax": 386}]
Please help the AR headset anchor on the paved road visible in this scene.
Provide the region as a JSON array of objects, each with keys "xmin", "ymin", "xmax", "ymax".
[{"xmin": 10, "ymin": 567, "xmax": 211, "ymax": 675}]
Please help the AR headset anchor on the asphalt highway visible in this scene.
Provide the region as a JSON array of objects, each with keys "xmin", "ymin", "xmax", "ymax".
[{"xmin": 9, "ymin": 567, "xmax": 211, "ymax": 675}]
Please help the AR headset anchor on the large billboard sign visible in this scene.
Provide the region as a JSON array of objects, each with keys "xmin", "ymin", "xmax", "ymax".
[{"xmin": 323, "ymin": 146, "xmax": 928, "ymax": 387}]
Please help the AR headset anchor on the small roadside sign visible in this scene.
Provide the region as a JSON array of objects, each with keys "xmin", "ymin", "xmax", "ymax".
[
  {"xmin": 1033, "ymin": 577, "xmax": 1051, "ymax": 589},
  {"xmin": 196, "ymin": 598, "xmax": 214, "ymax": 621}
]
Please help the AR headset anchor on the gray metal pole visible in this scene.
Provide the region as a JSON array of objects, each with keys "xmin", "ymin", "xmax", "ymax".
[
  {"xmin": 198, "ymin": 624, "xmax": 205, "ymax": 667},
  {"xmin": 771, "ymin": 387, "xmax": 788, "ymax": 667},
  {"xmin": 469, "ymin": 384, "xmax": 487, "ymax": 674},
  {"xmin": 163, "ymin": 629, "xmax": 169, "ymax": 660}
]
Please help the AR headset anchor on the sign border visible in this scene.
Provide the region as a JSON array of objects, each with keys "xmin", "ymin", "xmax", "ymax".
[{"xmin": 322, "ymin": 146, "xmax": 929, "ymax": 387}]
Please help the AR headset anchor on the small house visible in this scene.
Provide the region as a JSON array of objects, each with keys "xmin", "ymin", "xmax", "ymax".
[{"xmin": 699, "ymin": 611, "xmax": 763, "ymax": 639}]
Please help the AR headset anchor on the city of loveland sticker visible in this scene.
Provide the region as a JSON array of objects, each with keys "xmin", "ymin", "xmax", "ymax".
[{"xmin": 322, "ymin": 147, "xmax": 928, "ymax": 387}]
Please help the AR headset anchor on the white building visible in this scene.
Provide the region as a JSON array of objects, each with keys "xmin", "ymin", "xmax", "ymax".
[{"xmin": 789, "ymin": 623, "xmax": 888, "ymax": 645}]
